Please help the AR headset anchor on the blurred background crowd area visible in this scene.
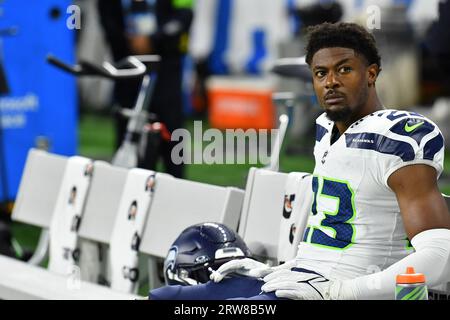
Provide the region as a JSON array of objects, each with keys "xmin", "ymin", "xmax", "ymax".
[
  {"xmin": 72, "ymin": 0, "xmax": 450, "ymax": 185},
  {"xmin": 76, "ymin": 0, "xmax": 450, "ymax": 150}
]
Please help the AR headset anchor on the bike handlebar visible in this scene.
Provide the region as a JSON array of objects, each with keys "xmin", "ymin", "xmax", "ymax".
[
  {"xmin": 46, "ymin": 54, "xmax": 160, "ymax": 79},
  {"xmin": 271, "ymin": 56, "xmax": 312, "ymax": 81}
]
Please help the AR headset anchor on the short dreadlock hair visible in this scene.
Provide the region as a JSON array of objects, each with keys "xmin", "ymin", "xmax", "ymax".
[{"xmin": 305, "ymin": 22, "xmax": 381, "ymax": 70}]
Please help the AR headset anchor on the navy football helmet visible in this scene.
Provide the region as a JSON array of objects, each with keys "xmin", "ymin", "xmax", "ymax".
[{"xmin": 164, "ymin": 222, "xmax": 252, "ymax": 286}]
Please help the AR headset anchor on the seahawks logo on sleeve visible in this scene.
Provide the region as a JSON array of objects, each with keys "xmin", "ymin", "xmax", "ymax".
[
  {"xmin": 388, "ymin": 117, "xmax": 444, "ymax": 161},
  {"xmin": 390, "ymin": 118, "xmax": 435, "ymax": 144}
]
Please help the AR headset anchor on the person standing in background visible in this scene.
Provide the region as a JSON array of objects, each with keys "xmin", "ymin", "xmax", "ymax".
[{"xmin": 98, "ymin": 0, "xmax": 193, "ymax": 178}]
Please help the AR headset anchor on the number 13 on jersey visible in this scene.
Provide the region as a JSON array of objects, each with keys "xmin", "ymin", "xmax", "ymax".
[{"xmin": 303, "ymin": 176, "xmax": 357, "ymax": 250}]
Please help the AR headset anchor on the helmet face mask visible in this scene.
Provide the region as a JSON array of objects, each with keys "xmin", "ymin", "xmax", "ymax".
[{"xmin": 163, "ymin": 223, "xmax": 252, "ymax": 286}]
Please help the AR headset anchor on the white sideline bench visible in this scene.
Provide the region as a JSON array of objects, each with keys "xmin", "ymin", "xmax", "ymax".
[
  {"xmin": 76, "ymin": 162, "xmax": 245, "ymax": 291},
  {"xmin": 140, "ymin": 174, "xmax": 245, "ymax": 289},
  {"xmin": 0, "ymin": 150, "xmax": 143, "ymax": 299},
  {"xmin": 0, "ymin": 255, "xmax": 138, "ymax": 300},
  {"xmin": 140, "ymin": 175, "xmax": 245, "ymax": 258},
  {"xmin": 0, "ymin": 149, "xmax": 246, "ymax": 298},
  {"xmin": 12, "ymin": 149, "xmax": 67, "ymax": 229},
  {"xmin": 276, "ymin": 172, "xmax": 313, "ymax": 263},
  {"xmin": 237, "ymin": 167, "xmax": 313, "ymax": 264},
  {"xmin": 10, "ymin": 149, "xmax": 68, "ymax": 268},
  {"xmin": 237, "ymin": 168, "xmax": 289, "ymax": 262}
]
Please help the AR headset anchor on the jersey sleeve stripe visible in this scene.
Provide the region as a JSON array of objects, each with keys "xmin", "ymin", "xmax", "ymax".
[
  {"xmin": 423, "ymin": 133, "xmax": 444, "ymax": 161},
  {"xmin": 345, "ymin": 132, "xmax": 415, "ymax": 161},
  {"xmin": 316, "ymin": 124, "xmax": 328, "ymax": 142}
]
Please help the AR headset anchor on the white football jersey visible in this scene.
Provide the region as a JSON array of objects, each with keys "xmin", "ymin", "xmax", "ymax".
[{"xmin": 295, "ymin": 109, "xmax": 445, "ymax": 280}]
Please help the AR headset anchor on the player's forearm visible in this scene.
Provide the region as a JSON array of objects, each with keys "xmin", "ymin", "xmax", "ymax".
[{"xmin": 339, "ymin": 229, "xmax": 450, "ymax": 300}]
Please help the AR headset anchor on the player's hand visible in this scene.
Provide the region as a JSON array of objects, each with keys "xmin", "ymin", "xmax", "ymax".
[
  {"xmin": 210, "ymin": 258, "xmax": 297, "ymax": 283},
  {"xmin": 209, "ymin": 258, "xmax": 270, "ymax": 283},
  {"xmin": 261, "ymin": 268, "xmax": 341, "ymax": 300}
]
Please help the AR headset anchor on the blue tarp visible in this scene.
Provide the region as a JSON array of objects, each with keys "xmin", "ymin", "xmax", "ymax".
[{"xmin": 0, "ymin": 0, "xmax": 76, "ymax": 201}]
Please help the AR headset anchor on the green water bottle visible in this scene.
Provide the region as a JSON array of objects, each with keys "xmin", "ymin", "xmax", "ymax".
[{"xmin": 395, "ymin": 267, "xmax": 428, "ymax": 300}]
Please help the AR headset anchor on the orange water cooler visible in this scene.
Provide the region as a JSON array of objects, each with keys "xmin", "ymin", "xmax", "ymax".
[{"xmin": 207, "ymin": 77, "xmax": 276, "ymax": 130}]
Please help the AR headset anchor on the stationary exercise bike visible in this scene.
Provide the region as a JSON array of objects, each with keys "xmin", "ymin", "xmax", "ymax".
[{"xmin": 47, "ymin": 53, "xmax": 170, "ymax": 169}]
